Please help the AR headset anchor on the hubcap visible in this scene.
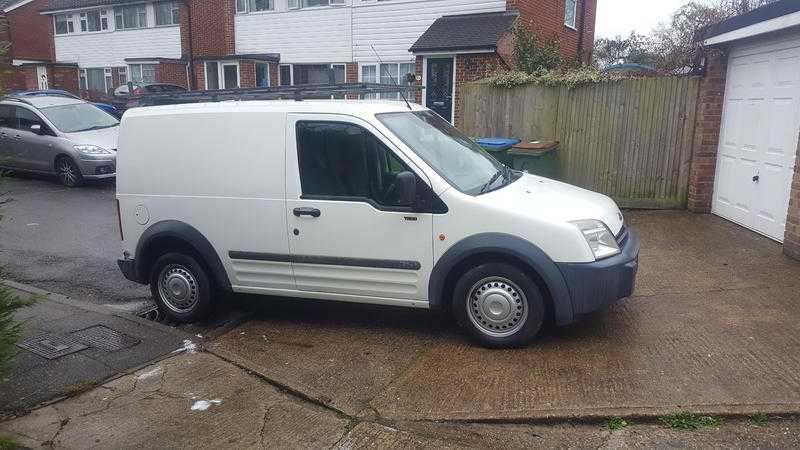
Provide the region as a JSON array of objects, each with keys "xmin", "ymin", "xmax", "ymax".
[
  {"xmin": 58, "ymin": 160, "xmax": 77, "ymax": 186},
  {"xmin": 158, "ymin": 265, "xmax": 199, "ymax": 313},
  {"xmin": 466, "ymin": 277, "xmax": 528, "ymax": 338}
]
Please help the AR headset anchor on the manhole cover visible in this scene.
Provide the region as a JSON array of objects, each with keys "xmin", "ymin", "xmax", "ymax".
[
  {"xmin": 71, "ymin": 325, "xmax": 140, "ymax": 352},
  {"xmin": 18, "ymin": 334, "xmax": 87, "ymax": 360}
]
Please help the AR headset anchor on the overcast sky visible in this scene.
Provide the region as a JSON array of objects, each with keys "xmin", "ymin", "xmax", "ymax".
[{"xmin": 595, "ymin": 0, "xmax": 690, "ymax": 39}]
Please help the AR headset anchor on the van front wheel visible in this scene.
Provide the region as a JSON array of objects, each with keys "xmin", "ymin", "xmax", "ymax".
[
  {"xmin": 452, "ymin": 263, "xmax": 545, "ymax": 349},
  {"xmin": 150, "ymin": 253, "xmax": 213, "ymax": 323}
]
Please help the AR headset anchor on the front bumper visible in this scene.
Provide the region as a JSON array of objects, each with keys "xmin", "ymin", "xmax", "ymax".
[
  {"xmin": 77, "ymin": 157, "xmax": 116, "ymax": 179},
  {"xmin": 556, "ymin": 228, "xmax": 640, "ymax": 317}
]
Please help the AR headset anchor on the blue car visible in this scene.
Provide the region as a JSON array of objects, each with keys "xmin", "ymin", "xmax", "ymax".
[{"xmin": 10, "ymin": 89, "xmax": 119, "ymax": 118}]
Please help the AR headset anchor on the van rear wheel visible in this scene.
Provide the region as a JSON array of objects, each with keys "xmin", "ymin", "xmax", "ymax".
[
  {"xmin": 452, "ymin": 263, "xmax": 545, "ymax": 349},
  {"xmin": 150, "ymin": 252, "xmax": 213, "ymax": 323}
]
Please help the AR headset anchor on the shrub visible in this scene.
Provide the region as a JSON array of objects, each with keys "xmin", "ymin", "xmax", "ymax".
[
  {"xmin": 476, "ymin": 68, "xmax": 624, "ymax": 90},
  {"xmin": 512, "ymin": 22, "xmax": 563, "ymax": 74},
  {"xmin": 0, "ymin": 281, "xmax": 32, "ymax": 371}
]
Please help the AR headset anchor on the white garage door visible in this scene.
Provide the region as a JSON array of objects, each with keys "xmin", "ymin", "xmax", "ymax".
[{"xmin": 712, "ymin": 31, "xmax": 800, "ymax": 242}]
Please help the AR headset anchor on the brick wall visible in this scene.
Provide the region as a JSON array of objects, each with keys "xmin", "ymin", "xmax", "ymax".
[
  {"xmin": 785, "ymin": 132, "xmax": 800, "ymax": 260},
  {"xmin": 5, "ymin": 0, "xmax": 55, "ymax": 62},
  {"xmin": 239, "ymin": 60, "xmax": 256, "ymax": 87},
  {"xmin": 184, "ymin": 0, "xmax": 236, "ymax": 57},
  {"xmin": 688, "ymin": 48, "xmax": 728, "ymax": 213},
  {"xmin": 269, "ymin": 63, "xmax": 279, "ymax": 88},
  {"xmin": 156, "ymin": 63, "xmax": 189, "ymax": 88},
  {"xmin": 49, "ymin": 66, "xmax": 79, "ymax": 94},
  {"xmin": 453, "ymin": 53, "xmax": 510, "ymax": 127},
  {"xmin": 506, "ymin": 0, "xmax": 597, "ymax": 64},
  {"xmin": 414, "ymin": 57, "xmax": 424, "ymax": 104}
]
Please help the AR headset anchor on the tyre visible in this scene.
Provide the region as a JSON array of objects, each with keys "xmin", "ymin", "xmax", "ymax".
[
  {"xmin": 149, "ymin": 252, "xmax": 213, "ymax": 323},
  {"xmin": 56, "ymin": 156, "xmax": 84, "ymax": 187},
  {"xmin": 452, "ymin": 263, "xmax": 545, "ymax": 349}
]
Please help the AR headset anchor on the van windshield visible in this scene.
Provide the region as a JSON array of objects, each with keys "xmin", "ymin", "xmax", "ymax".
[{"xmin": 377, "ymin": 111, "xmax": 513, "ymax": 195}]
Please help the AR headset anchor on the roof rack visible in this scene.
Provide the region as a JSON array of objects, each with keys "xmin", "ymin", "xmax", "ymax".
[
  {"xmin": 129, "ymin": 83, "xmax": 423, "ymax": 107},
  {"xmin": 2, "ymin": 96, "xmax": 35, "ymax": 106}
]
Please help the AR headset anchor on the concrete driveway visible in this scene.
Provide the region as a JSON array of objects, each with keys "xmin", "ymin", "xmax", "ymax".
[
  {"xmin": 208, "ymin": 211, "xmax": 800, "ymax": 421},
  {"xmin": 3, "ymin": 175, "xmax": 800, "ymax": 422}
]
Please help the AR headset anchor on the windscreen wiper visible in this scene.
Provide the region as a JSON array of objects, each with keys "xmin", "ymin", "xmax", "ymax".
[{"xmin": 480, "ymin": 169, "xmax": 505, "ymax": 194}]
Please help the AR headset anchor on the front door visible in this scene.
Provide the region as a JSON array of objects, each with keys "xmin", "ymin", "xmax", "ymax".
[
  {"xmin": 37, "ymin": 65, "xmax": 48, "ymax": 90},
  {"xmin": 426, "ymin": 58, "xmax": 454, "ymax": 122},
  {"xmin": 285, "ymin": 114, "xmax": 433, "ymax": 302}
]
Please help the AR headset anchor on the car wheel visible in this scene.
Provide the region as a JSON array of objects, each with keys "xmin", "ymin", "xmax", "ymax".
[
  {"xmin": 56, "ymin": 157, "xmax": 84, "ymax": 187},
  {"xmin": 452, "ymin": 263, "xmax": 545, "ymax": 349},
  {"xmin": 150, "ymin": 252, "xmax": 213, "ymax": 323}
]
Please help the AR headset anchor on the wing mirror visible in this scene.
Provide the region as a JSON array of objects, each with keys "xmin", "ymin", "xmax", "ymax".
[
  {"xmin": 395, "ymin": 171, "xmax": 417, "ymax": 207},
  {"xmin": 30, "ymin": 124, "xmax": 44, "ymax": 135}
]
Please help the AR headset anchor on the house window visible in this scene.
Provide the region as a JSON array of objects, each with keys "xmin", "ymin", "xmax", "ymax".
[
  {"xmin": 82, "ymin": 68, "xmax": 108, "ymax": 94},
  {"xmin": 129, "ymin": 64, "xmax": 156, "ymax": 83},
  {"xmin": 236, "ymin": 0, "xmax": 274, "ymax": 13},
  {"xmin": 564, "ymin": 0, "xmax": 577, "ymax": 29},
  {"xmin": 115, "ymin": 4, "xmax": 147, "ymax": 30},
  {"xmin": 80, "ymin": 10, "xmax": 108, "ymax": 32},
  {"xmin": 279, "ymin": 64, "xmax": 292, "ymax": 86},
  {"xmin": 118, "ymin": 67, "xmax": 128, "ymax": 85},
  {"xmin": 205, "ymin": 61, "xmax": 239, "ymax": 90},
  {"xmin": 55, "ymin": 14, "xmax": 74, "ymax": 35},
  {"xmin": 292, "ymin": 64, "xmax": 343, "ymax": 85},
  {"xmin": 155, "ymin": 1, "xmax": 180, "ymax": 25},
  {"xmin": 288, "ymin": 0, "xmax": 345, "ymax": 9},
  {"xmin": 361, "ymin": 62, "xmax": 415, "ymax": 100},
  {"xmin": 255, "ymin": 63, "xmax": 270, "ymax": 87}
]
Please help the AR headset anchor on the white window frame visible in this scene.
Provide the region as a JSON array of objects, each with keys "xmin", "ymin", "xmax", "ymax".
[
  {"xmin": 236, "ymin": 0, "xmax": 275, "ymax": 14},
  {"xmin": 279, "ymin": 64, "xmax": 293, "ymax": 86},
  {"xmin": 360, "ymin": 61, "xmax": 415, "ymax": 100},
  {"xmin": 564, "ymin": 0, "xmax": 577, "ymax": 29},
  {"xmin": 54, "ymin": 14, "xmax": 75, "ymax": 35},
  {"xmin": 288, "ymin": 0, "xmax": 346, "ymax": 10},
  {"xmin": 128, "ymin": 63, "xmax": 156, "ymax": 83},
  {"xmin": 104, "ymin": 68, "xmax": 114, "ymax": 94},
  {"xmin": 118, "ymin": 66, "xmax": 128, "ymax": 85},
  {"xmin": 204, "ymin": 61, "xmax": 240, "ymax": 90},
  {"xmin": 79, "ymin": 9, "xmax": 108, "ymax": 33},
  {"xmin": 255, "ymin": 62, "xmax": 271, "ymax": 87},
  {"xmin": 79, "ymin": 68, "xmax": 87, "ymax": 90},
  {"xmin": 154, "ymin": 1, "xmax": 180, "ymax": 26},
  {"xmin": 114, "ymin": 4, "xmax": 148, "ymax": 30}
]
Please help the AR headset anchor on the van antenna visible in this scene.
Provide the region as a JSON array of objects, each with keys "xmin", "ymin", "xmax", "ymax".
[{"xmin": 370, "ymin": 44, "xmax": 413, "ymax": 111}]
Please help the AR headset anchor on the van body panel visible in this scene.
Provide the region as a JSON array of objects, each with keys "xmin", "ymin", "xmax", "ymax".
[{"xmin": 284, "ymin": 113, "xmax": 434, "ymax": 301}]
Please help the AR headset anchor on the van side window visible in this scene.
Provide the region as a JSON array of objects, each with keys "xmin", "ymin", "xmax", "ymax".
[{"xmin": 296, "ymin": 121, "xmax": 414, "ymax": 208}]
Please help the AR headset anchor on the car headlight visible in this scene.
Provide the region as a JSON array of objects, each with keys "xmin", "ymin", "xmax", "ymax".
[
  {"xmin": 74, "ymin": 145, "xmax": 111, "ymax": 155},
  {"xmin": 571, "ymin": 219, "xmax": 620, "ymax": 260}
]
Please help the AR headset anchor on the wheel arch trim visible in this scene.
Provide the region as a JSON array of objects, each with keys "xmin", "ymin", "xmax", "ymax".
[
  {"xmin": 428, "ymin": 233, "xmax": 574, "ymax": 326},
  {"xmin": 133, "ymin": 220, "xmax": 232, "ymax": 291}
]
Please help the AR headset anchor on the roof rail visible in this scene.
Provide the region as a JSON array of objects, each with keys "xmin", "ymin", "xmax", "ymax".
[
  {"xmin": 2, "ymin": 96, "xmax": 35, "ymax": 106},
  {"xmin": 128, "ymin": 83, "xmax": 423, "ymax": 107}
]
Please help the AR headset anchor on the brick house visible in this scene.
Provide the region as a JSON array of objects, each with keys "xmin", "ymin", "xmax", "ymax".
[
  {"xmin": 0, "ymin": 0, "xmax": 79, "ymax": 93},
  {"xmin": 1, "ymin": 0, "xmax": 595, "ymax": 115},
  {"xmin": 691, "ymin": 0, "xmax": 800, "ymax": 259}
]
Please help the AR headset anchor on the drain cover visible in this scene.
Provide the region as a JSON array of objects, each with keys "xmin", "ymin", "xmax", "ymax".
[
  {"xmin": 71, "ymin": 325, "xmax": 140, "ymax": 352},
  {"xmin": 18, "ymin": 334, "xmax": 87, "ymax": 360}
]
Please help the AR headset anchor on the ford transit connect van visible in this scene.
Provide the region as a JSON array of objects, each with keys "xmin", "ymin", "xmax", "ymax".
[{"xmin": 116, "ymin": 100, "xmax": 639, "ymax": 348}]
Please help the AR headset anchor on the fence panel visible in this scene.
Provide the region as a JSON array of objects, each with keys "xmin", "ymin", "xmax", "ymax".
[{"xmin": 461, "ymin": 77, "xmax": 700, "ymax": 209}]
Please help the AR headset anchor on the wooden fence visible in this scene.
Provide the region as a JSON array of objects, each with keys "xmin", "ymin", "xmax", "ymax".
[{"xmin": 461, "ymin": 77, "xmax": 700, "ymax": 209}]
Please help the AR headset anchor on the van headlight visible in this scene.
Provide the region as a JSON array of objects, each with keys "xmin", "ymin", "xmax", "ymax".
[
  {"xmin": 571, "ymin": 219, "xmax": 620, "ymax": 260},
  {"xmin": 74, "ymin": 145, "xmax": 112, "ymax": 155}
]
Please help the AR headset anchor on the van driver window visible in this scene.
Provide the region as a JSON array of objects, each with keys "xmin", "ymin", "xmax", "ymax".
[{"xmin": 296, "ymin": 121, "xmax": 412, "ymax": 207}]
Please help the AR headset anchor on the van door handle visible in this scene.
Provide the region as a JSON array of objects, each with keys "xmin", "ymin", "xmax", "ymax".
[{"xmin": 293, "ymin": 207, "xmax": 321, "ymax": 218}]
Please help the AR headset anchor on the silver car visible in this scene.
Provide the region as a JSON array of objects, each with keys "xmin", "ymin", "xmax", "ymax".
[{"xmin": 0, "ymin": 95, "xmax": 119, "ymax": 187}]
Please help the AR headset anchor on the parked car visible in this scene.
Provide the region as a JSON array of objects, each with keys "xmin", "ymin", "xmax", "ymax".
[
  {"xmin": 116, "ymin": 101, "xmax": 639, "ymax": 348},
  {"xmin": 112, "ymin": 83, "xmax": 188, "ymax": 114},
  {"xmin": 11, "ymin": 89, "xmax": 120, "ymax": 118},
  {"xmin": 0, "ymin": 96, "xmax": 119, "ymax": 187}
]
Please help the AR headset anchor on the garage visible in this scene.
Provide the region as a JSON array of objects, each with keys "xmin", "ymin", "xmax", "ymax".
[{"xmin": 711, "ymin": 30, "xmax": 800, "ymax": 242}]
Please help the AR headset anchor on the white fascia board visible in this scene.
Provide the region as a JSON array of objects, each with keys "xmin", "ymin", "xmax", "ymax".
[{"xmin": 704, "ymin": 10, "xmax": 800, "ymax": 46}]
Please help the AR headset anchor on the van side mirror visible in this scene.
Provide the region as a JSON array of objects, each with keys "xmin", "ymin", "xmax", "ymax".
[
  {"xmin": 30, "ymin": 124, "xmax": 43, "ymax": 135},
  {"xmin": 395, "ymin": 171, "xmax": 417, "ymax": 207}
]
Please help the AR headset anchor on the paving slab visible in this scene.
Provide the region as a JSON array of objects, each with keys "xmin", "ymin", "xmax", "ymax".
[
  {"xmin": 0, "ymin": 283, "xmax": 188, "ymax": 417},
  {"xmin": 210, "ymin": 211, "xmax": 800, "ymax": 422},
  {"xmin": 0, "ymin": 352, "xmax": 350, "ymax": 450}
]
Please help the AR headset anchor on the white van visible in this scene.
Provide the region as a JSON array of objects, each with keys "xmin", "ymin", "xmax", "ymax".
[{"xmin": 116, "ymin": 100, "xmax": 639, "ymax": 348}]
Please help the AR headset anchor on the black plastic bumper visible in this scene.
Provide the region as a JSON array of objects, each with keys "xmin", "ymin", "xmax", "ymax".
[
  {"xmin": 117, "ymin": 259, "xmax": 145, "ymax": 284},
  {"xmin": 556, "ymin": 230, "xmax": 640, "ymax": 317}
]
